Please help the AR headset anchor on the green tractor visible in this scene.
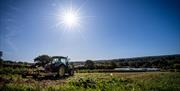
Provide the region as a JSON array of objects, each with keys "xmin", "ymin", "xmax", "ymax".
[{"xmin": 22, "ymin": 56, "xmax": 74, "ymax": 78}]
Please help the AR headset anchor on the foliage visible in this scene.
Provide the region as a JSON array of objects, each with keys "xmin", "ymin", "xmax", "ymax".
[
  {"xmin": 34, "ymin": 55, "xmax": 52, "ymax": 67},
  {"xmin": 0, "ymin": 67, "xmax": 28, "ymax": 75},
  {"xmin": 85, "ymin": 60, "xmax": 95, "ymax": 69},
  {"xmin": 0, "ymin": 51, "xmax": 2, "ymax": 58},
  {"xmin": 174, "ymin": 64, "xmax": 180, "ymax": 72},
  {"xmin": 1, "ymin": 54, "xmax": 180, "ymax": 91},
  {"xmin": 110, "ymin": 61, "xmax": 117, "ymax": 68},
  {"xmin": 0, "ymin": 59, "xmax": 3, "ymax": 65},
  {"xmin": 74, "ymin": 54, "xmax": 180, "ymax": 70},
  {"xmin": 174, "ymin": 64, "xmax": 180, "ymax": 69},
  {"xmin": 1, "ymin": 72, "xmax": 180, "ymax": 91}
]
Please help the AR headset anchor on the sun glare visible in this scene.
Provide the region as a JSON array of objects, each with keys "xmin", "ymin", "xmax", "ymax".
[
  {"xmin": 54, "ymin": 1, "xmax": 92, "ymax": 30},
  {"xmin": 56, "ymin": 7, "xmax": 81, "ymax": 30},
  {"xmin": 62, "ymin": 10, "xmax": 79, "ymax": 28}
]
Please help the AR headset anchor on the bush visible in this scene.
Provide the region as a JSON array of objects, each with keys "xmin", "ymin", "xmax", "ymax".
[
  {"xmin": 168, "ymin": 69, "xmax": 176, "ymax": 72},
  {"xmin": 174, "ymin": 64, "xmax": 180, "ymax": 69}
]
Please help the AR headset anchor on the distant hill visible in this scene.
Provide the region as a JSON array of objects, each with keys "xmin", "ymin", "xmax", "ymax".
[
  {"xmin": 73, "ymin": 54, "xmax": 180, "ymax": 70},
  {"xmin": 98, "ymin": 54, "xmax": 179, "ymax": 62},
  {"xmin": 1, "ymin": 54, "xmax": 180, "ymax": 70}
]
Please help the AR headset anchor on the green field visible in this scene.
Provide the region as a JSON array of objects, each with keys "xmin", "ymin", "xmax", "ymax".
[{"xmin": 0, "ymin": 72, "xmax": 180, "ymax": 91}]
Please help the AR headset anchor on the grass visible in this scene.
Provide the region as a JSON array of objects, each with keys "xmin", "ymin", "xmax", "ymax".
[{"xmin": 0, "ymin": 72, "xmax": 180, "ymax": 91}]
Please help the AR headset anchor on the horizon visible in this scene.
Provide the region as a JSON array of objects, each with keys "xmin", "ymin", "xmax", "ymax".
[
  {"xmin": 0, "ymin": 0, "xmax": 180, "ymax": 62},
  {"xmin": 2, "ymin": 53, "xmax": 180, "ymax": 63}
]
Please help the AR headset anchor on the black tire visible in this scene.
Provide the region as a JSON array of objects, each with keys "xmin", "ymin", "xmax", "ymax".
[{"xmin": 58, "ymin": 65, "xmax": 65, "ymax": 77}]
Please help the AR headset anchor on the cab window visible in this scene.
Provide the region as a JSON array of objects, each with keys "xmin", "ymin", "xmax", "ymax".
[
  {"xmin": 52, "ymin": 58, "xmax": 59, "ymax": 64},
  {"xmin": 61, "ymin": 58, "xmax": 67, "ymax": 65}
]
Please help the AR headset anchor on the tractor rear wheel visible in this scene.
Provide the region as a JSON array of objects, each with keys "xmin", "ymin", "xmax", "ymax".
[{"xmin": 58, "ymin": 65, "xmax": 65, "ymax": 77}]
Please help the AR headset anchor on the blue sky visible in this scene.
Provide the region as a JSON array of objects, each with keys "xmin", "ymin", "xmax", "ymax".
[{"xmin": 0, "ymin": 0, "xmax": 180, "ymax": 62}]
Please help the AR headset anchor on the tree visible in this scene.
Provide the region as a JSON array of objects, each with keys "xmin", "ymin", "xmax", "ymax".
[
  {"xmin": 85, "ymin": 60, "xmax": 95, "ymax": 69},
  {"xmin": 128, "ymin": 61, "xmax": 136, "ymax": 67},
  {"xmin": 0, "ymin": 59, "xmax": 3, "ymax": 65},
  {"xmin": 174, "ymin": 64, "xmax": 180, "ymax": 69},
  {"xmin": 34, "ymin": 55, "xmax": 52, "ymax": 67},
  {"xmin": 0, "ymin": 51, "xmax": 3, "ymax": 65},
  {"xmin": 110, "ymin": 61, "xmax": 117, "ymax": 68},
  {"xmin": 0, "ymin": 51, "xmax": 2, "ymax": 58}
]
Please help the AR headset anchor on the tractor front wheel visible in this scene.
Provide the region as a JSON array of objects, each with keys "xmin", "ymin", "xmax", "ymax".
[{"xmin": 58, "ymin": 65, "xmax": 65, "ymax": 77}]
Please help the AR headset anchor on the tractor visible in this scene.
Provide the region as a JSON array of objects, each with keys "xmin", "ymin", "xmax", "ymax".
[{"xmin": 22, "ymin": 56, "xmax": 74, "ymax": 78}]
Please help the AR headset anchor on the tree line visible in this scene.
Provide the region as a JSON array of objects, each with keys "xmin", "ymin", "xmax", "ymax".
[
  {"xmin": 1, "ymin": 53, "xmax": 180, "ymax": 71},
  {"xmin": 75, "ymin": 54, "xmax": 180, "ymax": 71}
]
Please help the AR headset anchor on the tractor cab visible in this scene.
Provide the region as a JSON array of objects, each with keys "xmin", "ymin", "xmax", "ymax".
[
  {"xmin": 44, "ymin": 56, "xmax": 74, "ymax": 76},
  {"xmin": 51, "ymin": 56, "xmax": 68, "ymax": 66}
]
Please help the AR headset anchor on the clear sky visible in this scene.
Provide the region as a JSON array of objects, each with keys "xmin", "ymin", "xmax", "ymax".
[{"xmin": 0, "ymin": 0, "xmax": 180, "ymax": 62}]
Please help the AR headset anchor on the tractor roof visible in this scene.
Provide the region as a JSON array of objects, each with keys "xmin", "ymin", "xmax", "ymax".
[{"xmin": 52, "ymin": 56, "xmax": 67, "ymax": 59}]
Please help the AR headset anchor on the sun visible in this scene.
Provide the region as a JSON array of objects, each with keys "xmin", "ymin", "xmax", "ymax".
[
  {"xmin": 56, "ymin": 7, "xmax": 81, "ymax": 30},
  {"xmin": 62, "ymin": 9, "xmax": 79, "ymax": 28},
  {"xmin": 54, "ymin": 1, "xmax": 92, "ymax": 30}
]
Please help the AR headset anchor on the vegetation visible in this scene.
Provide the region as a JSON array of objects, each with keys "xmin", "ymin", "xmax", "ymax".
[
  {"xmin": 34, "ymin": 55, "xmax": 52, "ymax": 67},
  {"xmin": 74, "ymin": 54, "xmax": 180, "ymax": 71},
  {"xmin": 85, "ymin": 60, "xmax": 95, "ymax": 69},
  {"xmin": 0, "ymin": 54, "xmax": 180, "ymax": 91},
  {"xmin": 0, "ymin": 72, "xmax": 180, "ymax": 91}
]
